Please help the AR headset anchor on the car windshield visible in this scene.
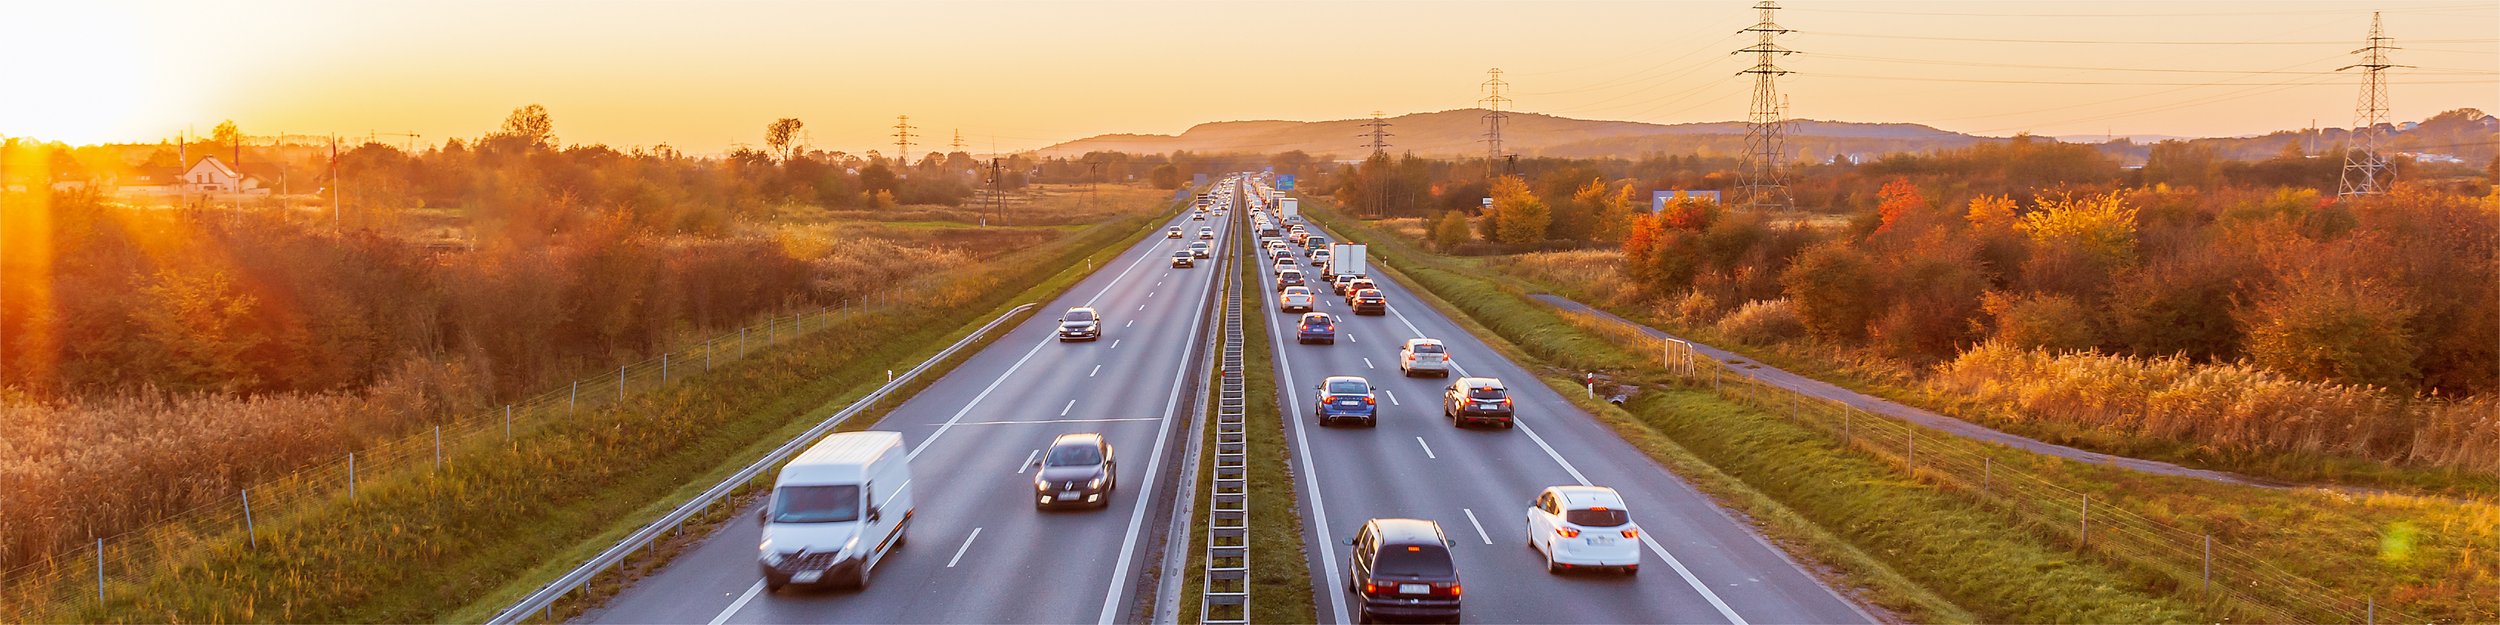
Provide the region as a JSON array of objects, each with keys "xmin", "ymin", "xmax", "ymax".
[
  {"xmin": 770, "ymin": 484, "xmax": 862, "ymax": 524},
  {"xmin": 1064, "ymin": 310, "xmax": 1095, "ymax": 322},
  {"xmin": 1376, "ymin": 544, "xmax": 1457, "ymax": 577},
  {"xmin": 1468, "ymin": 386, "xmax": 1507, "ymax": 401},
  {"xmin": 1045, "ymin": 443, "xmax": 1103, "ymax": 466},
  {"xmin": 1410, "ymin": 343, "xmax": 1444, "ymax": 354},
  {"xmin": 1566, "ymin": 508, "xmax": 1631, "ymax": 527},
  {"xmin": 1327, "ymin": 380, "xmax": 1369, "ymax": 395}
]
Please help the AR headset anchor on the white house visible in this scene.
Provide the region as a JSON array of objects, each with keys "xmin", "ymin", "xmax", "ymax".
[{"xmin": 181, "ymin": 156, "xmax": 267, "ymax": 194}]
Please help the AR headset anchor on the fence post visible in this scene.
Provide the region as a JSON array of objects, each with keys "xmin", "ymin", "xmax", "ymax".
[
  {"xmin": 707, "ymin": 339, "xmax": 713, "ymax": 371},
  {"xmin": 619, "ymin": 364, "xmax": 627, "ymax": 401},
  {"xmin": 741, "ymin": 327, "xmax": 748, "ymax": 355},
  {"xmin": 570, "ymin": 380, "xmax": 579, "ymax": 414},
  {"xmin": 2202, "ymin": 534, "xmax": 2211, "ymax": 594},
  {"xmin": 348, "ymin": 453, "xmax": 357, "ymax": 499},
  {"xmin": 1983, "ymin": 456, "xmax": 1991, "ymax": 492},
  {"xmin": 434, "ymin": 425, "xmax": 444, "ymax": 470},
  {"xmin": 663, "ymin": 353, "xmax": 670, "ymax": 382},
  {"xmin": 95, "ymin": 538, "xmax": 104, "ymax": 602},
  {"xmin": 1843, "ymin": 405, "xmax": 1852, "ymax": 445},
  {"xmin": 1907, "ymin": 426, "xmax": 1917, "ymax": 472},
  {"xmin": 242, "ymin": 489, "xmax": 256, "ymax": 548},
  {"xmin": 2367, "ymin": 595, "xmax": 2374, "ymax": 625},
  {"xmin": 2080, "ymin": 494, "xmax": 2090, "ymax": 549},
  {"xmin": 504, "ymin": 404, "xmax": 513, "ymax": 440}
]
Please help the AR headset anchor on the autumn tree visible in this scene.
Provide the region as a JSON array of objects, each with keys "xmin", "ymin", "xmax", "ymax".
[
  {"xmin": 1590, "ymin": 181, "xmax": 1637, "ymax": 243},
  {"xmin": 1488, "ymin": 175, "xmax": 1550, "ymax": 244},
  {"xmin": 211, "ymin": 120, "xmax": 242, "ymax": 155},
  {"xmin": 765, "ymin": 118, "xmax": 804, "ymax": 161},
  {"xmin": 490, "ymin": 104, "xmax": 556, "ymax": 151},
  {"xmin": 1149, "ymin": 163, "xmax": 1182, "ymax": 190}
]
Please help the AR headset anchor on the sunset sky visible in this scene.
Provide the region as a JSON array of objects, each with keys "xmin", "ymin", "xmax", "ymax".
[{"xmin": 3, "ymin": 0, "xmax": 2493, "ymax": 154}]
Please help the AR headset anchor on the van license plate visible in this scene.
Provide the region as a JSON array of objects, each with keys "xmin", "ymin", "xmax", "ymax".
[
  {"xmin": 1398, "ymin": 583, "xmax": 1428, "ymax": 595},
  {"xmin": 792, "ymin": 571, "xmax": 822, "ymax": 584}
]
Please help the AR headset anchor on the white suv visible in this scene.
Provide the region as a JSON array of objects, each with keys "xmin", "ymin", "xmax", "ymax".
[{"xmin": 1526, "ymin": 485, "xmax": 1641, "ymax": 575}]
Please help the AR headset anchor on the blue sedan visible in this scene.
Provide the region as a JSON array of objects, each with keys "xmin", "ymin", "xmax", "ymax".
[
  {"xmin": 1314, "ymin": 375, "xmax": 1378, "ymax": 427},
  {"xmin": 1295, "ymin": 312, "xmax": 1337, "ymax": 344}
]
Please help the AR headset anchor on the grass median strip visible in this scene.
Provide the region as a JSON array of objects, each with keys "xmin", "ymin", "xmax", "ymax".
[
  {"xmin": 61, "ymin": 201, "xmax": 1180, "ymax": 623},
  {"xmin": 1179, "ymin": 213, "xmax": 1316, "ymax": 624}
]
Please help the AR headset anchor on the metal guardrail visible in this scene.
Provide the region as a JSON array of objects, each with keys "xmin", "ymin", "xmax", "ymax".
[
  {"xmin": 1200, "ymin": 184, "xmax": 1253, "ymax": 625},
  {"xmin": 486, "ymin": 303, "xmax": 1037, "ymax": 625}
]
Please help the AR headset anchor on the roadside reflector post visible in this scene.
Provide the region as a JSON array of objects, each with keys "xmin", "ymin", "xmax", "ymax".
[
  {"xmin": 434, "ymin": 425, "xmax": 444, "ymax": 470},
  {"xmin": 2080, "ymin": 494, "xmax": 2090, "ymax": 549},
  {"xmin": 504, "ymin": 404, "xmax": 513, "ymax": 440},
  {"xmin": 348, "ymin": 452, "xmax": 357, "ymax": 499},
  {"xmin": 570, "ymin": 380, "xmax": 578, "ymax": 414},
  {"xmin": 619, "ymin": 365, "xmax": 627, "ymax": 400},
  {"xmin": 2202, "ymin": 534, "xmax": 2211, "ymax": 594},
  {"xmin": 662, "ymin": 354, "xmax": 669, "ymax": 382},
  {"xmin": 95, "ymin": 539, "xmax": 105, "ymax": 603}
]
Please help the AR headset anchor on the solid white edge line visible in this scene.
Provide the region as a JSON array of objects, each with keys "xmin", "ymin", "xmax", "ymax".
[
  {"xmin": 947, "ymin": 528, "xmax": 984, "ymax": 568},
  {"xmin": 706, "ymin": 581, "xmax": 763, "ymax": 625},
  {"xmin": 1462, "ymin": 508, "xmax": 1493, "ymax": 545},
  {"xmin": 1093, "ymin": 220, "xmax": 1221, "ymax": 625},
  {"xmin": 1384, "ymin": 263, "xmax": 1750, "ymax": 625}
]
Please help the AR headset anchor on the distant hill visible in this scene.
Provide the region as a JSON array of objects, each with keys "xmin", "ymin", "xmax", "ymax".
[
  {"xmin": 1042, "ymin": 108, "xmax": 2497, "ymax": 165},
  {"xmin": 1038, "ymin": 109, "xmax": 1987, "ymax": 160}
]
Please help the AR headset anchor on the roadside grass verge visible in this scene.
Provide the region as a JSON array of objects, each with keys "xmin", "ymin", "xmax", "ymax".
[
  {"xmin": 1307, "ymin": 201, "xmax": 2210, "ymax": 623},
  {"xmin": 61, "ymin": 201, "xmax": 1179, "ymax": 623},
  {"xmin": 1489, "ymin": 249, "xmax": 2499, "ymax": 498}
]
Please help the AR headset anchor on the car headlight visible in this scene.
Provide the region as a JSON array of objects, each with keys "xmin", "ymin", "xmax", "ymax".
[
  {"xmin": 1089, "ymin": 476, "xmax": 1105, "ymax": 489},
  {"xmin": 1036, "ymin": 478, "xmax": 1051, "ymax": 491}
]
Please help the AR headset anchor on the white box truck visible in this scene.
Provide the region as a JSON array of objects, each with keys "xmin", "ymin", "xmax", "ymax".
[
  {"xmin": 1279, "ymin": 197, "xmax": 1300, "ymax": 221},
  {"xmin": 1325, "ymin": 243, "xmax": 1366, "ymax": 280},
  {"xmin": 758, "ymin": 431, "xmax": 913, "ymax": 591}
]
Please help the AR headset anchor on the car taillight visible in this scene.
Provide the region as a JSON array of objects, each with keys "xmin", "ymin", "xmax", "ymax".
[
  {"xmin": 1363, "ymin": 582, "xmax": 1382, "ymax": 595},
  {"xmin": 1365, "ymin": 397, "xmax": 1375, "ymax": 405},
  {"xmin": 1556, "ymin": 527, "xmax": 1580, "ymax": 538},
  {"xmin": 1621, "ymin": 529, "xmax": 1640, "ymax": 539},
  {"xmin": 1435, "ymin": 582, "xmax": 1463, "ymax": 597},
  {"xmin": 1500, "ymin": 397, "xmax": 1514, "ymax": 407}
]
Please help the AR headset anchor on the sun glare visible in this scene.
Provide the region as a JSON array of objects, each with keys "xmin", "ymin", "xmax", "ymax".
[{"xmin": 0, "ymin": 3, "xmax": 179, "ymax": 144}]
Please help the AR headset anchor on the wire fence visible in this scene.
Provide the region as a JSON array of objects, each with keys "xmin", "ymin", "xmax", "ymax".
[
  {"xmin": 0, "ymin": 289, "xmax": 920, "ymax": 623},
  {"xmin": 1585, "ymin": 314, "xmax": 2402, "ymax": 625}
]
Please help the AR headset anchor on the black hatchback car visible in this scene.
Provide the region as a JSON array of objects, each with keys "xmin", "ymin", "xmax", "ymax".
[
  {"xmin": 1032, "ymin": 433, "xmax": 1115, "ymax": 509},
  {"xmin": 1346, "ymin": 518, "xmax": 1462, "ymax": 624}
]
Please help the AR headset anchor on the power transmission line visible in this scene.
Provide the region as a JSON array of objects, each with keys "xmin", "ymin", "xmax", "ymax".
[
  {"xmin": 893, "ymin": 115, "xmax": 916, "ymax": 169},
  {"xmin": 2339, "ymin": 12, "xmax": 2401, "ymax": 197},
  {"xmin": 1802, "ymin": 31, "xmax": 2493, "ymax": 45},
  {"xmin": 1360, "ymin": 111, "xmax": 1394, "ymax": 156},
  {"xmin": 1480, "ymin": 68, "xmax": 1511, "ymax": 178},
  {"xmin": 1736, "ymin": 0, "xmax": 1795, "ymax": 212}
]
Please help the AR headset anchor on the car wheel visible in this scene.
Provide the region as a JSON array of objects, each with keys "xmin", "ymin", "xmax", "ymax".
[
  {"xmin": 1545, "ymin": 549, "xmax": 1562, "ymax": 575},
  {"xmin": 856, "ymin": 555, "xmax": 875, "ymax": 589},
  {"xmin": 1365, "ymin": 417, "xmax": 1377, "ymax": 428},
  {"xmin": 1356, "ymin": 608, "xmax": 1376, "ymax": 625},
  {"xmin": 1623, "ymin": 564, "xmax": 1640, "ymax": 576},
  {"xmin": 765, "ymin": 577, "xmax": 785, "ymax": 593}
]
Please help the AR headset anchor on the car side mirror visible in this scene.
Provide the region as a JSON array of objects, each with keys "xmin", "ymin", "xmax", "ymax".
[
  {"xmin": 868, "ymin": 506, "xmax": 882, "ymax": 522},
  {"xmin": 1342, "ymin": 537, "xmax": 1357, "ymax": 546}
]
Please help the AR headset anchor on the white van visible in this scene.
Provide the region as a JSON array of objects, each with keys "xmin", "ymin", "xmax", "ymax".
[{"xmin": 758, "ymin": 431, "xmax": 912, "ymax": 591}]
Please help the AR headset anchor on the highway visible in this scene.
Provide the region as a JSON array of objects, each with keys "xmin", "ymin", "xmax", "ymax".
[
  {"xmin": 581, "ymin": 191, "xmax": 1231, "ymax": 624},
  {"xmin": 1251, "ymin": 207, "xmax": 1873, "ymax": 624}
]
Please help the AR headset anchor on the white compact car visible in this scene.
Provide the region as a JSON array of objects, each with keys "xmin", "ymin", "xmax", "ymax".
[
  {"xmin": 1526, "ymin": 485, "xmax": 1641, "ymax": 575},
  {"xmin": 1400, "ymin": 338, "xmax": 1451, "ymax": 377},
  {"xmin": 1279, "ymin": 286, "xmax": 1316, "ymax": 312}
]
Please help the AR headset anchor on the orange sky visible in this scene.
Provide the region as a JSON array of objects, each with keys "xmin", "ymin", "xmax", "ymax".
[{"xmin": 3, "ymin": 0, "xmax": 2492, "ymax": 153}]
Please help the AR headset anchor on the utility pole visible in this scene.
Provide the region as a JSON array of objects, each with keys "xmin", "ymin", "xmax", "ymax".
[
  {"xmin": 988, "ymin": 157, "xmax": 1004, "ymax": 227},
  {"xmin": 2338, "ymin": 11, "xmax": 2400, "ymax": 198},
  {"xmin": 893, "ymin": 115, "xmax": 917, "ymax": 172},
  {"xmin": 1736, "ymin": 0, "xmax": 1797, "ymax": 212},
  {"xmin": 951, "ymin": 129, "xmax": 967, "ymax": 158},
  {"xmin": 1480, "ymin": 68, "xmax": 1510, "ymax": 179},
  {"xmin": 329, "ymin": 134, "xmax": 341, "ymax": 230}
]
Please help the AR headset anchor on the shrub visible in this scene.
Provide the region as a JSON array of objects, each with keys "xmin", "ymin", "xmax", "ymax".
[
  {"xmin": 1781, "ymin": 241, "xmax": 1882, "ymax": 342},
  {"xmin": 1980, "ymin": 291, "xmax": 2098, "ymax": 352},
  {"xmin": 1717, "ymin": 299, "xmax": 1805, "ymax": 346},
  {"xmin": 1430, "ymin": 211, "xmax": 1473, "ymax": 250},
  {"xmin": 2240, "ymin": 277, "xmax": 2422, "ymax": 390}
]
